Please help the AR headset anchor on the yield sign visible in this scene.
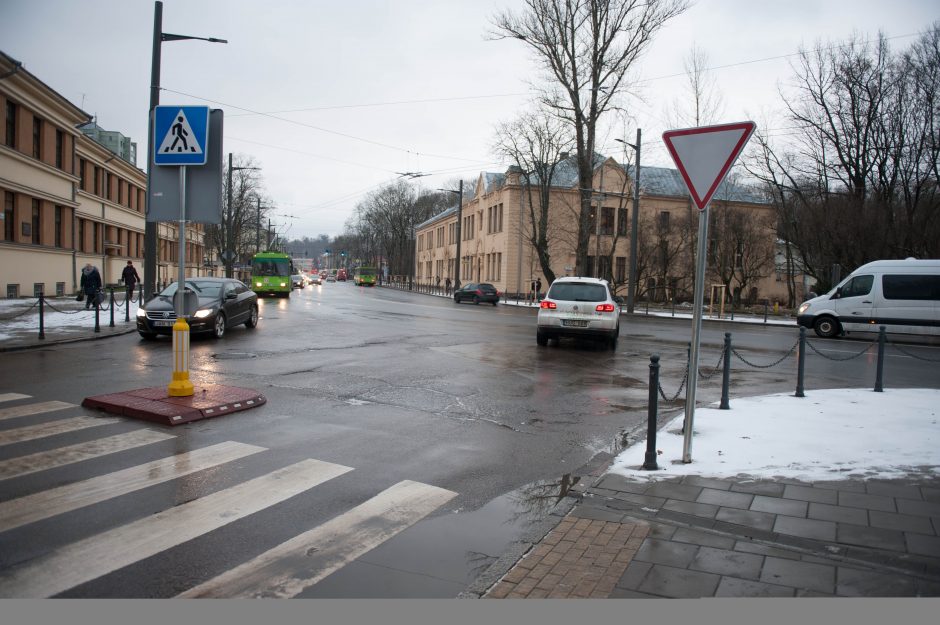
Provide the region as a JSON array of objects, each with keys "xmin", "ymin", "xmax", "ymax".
[{"xmin": 662, "ymin": 121, "xmax": 756, "ymax": 210}]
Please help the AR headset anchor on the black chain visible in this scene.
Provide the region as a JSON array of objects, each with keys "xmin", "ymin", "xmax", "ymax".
[
  {"xmin": 43, "ymin": 300, "xmax": 90, "ymax": 315},
  {"xmin": 732, "ymin": 337, "xmax": 800, "ymax": 369},
  {"xmin": 805, "ymin": 338, "xmax": 875, "ymax": 361},
  {"xmin": 888, "ymin": 340, "xmax": 940, "ymax": 363},
  {"xmin": 0, "ymin": 300, "xmax": 40, "ymax": 321},
  {"xmin": 698, "ymin": 350, "xmax": 725, "ymax": 381},
  {"xmin": 658, "ymin": 366, "xmax": 689, "ymax": 402}
]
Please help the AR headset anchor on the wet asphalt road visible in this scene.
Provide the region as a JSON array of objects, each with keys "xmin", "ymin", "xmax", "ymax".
[{"xmin": 1, "ymin": 281, "xmax": 938, "ymax": 597}]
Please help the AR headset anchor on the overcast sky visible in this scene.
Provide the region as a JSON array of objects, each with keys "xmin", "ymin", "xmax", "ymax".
[{"xmin": 2, "ymin": 0, "xmax": 937, "ymax": 240}]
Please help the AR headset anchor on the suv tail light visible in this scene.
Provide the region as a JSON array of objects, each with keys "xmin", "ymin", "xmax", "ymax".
[
  {"xmin": 540, "ymin": 300, "xmax": 557, "ymax": 309},
  {"xmin": 595, "ymin": 303, "xmax": 615, "ymax": 312}
]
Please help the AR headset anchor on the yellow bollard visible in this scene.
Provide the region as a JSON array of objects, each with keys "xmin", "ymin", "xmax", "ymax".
[
  {"xmin": 774, "ymin": 301, "xmax": 779, "ymax": 315},
  {"xmin": 167, "ymin": 317, "xmax": 194, "ymax": 396}
]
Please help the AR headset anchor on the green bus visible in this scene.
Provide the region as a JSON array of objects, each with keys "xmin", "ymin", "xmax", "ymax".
[
  {"xmin": 251, "ymin": 251, "xmax": 293, "ymax": 297},
  {"xmin": 354, "ymin": 266, "xmax": 377, "ymax": 286}
]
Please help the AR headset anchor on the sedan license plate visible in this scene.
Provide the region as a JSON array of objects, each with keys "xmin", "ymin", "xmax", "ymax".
[
  {"xmin": 153, "ymin": 320, "xmax": 175, "ymax": 327},
  {"xmin": 562, "ymin": 319, "xmax": 588, "ymax": 328}
]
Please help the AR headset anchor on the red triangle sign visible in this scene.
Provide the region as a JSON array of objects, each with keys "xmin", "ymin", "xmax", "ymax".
[{"xmin": 662, "ymin": 121, "xmax": 756, "ymax": 210}]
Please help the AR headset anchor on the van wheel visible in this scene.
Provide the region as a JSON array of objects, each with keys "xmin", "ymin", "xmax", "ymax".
[{"xmin": 813, "ymin": 316, "xmax": 841, "ymax": 338}]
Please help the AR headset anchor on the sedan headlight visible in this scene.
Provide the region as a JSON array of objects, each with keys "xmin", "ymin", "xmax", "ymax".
[
  {"xmin": 136, "ymin": 307, "xmax": 147, "ymax": 318},
  {"xmin": 798, "ymin": 303, "xmax": 810, "ymax": 315},
  {"xmin": 193, "ymin": 308, "xmax": 214, "ymax": 319}
]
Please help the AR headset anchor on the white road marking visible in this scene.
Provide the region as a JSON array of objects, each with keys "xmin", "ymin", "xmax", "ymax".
[
  {"xmin": 179, "ymin": 479, "xmax": 457, "ymax": 598},
  {"xmin": 0, "ymin": 441, "xmax": 266, "ymax": 532},
  {"xmin": 0, "ymin": 416, "xmax": 119, "ymax": 447},
  {"xmin": 0, "ymin": 394, "xmax": 31, "ymax": 404},
  {"xmin": 0, "ymin": 458, "xmax": 352, "ymax": 598},
  {"xmin": 0, "ymin": 401, "xmax": 75, "ymax": 422},
  {"xmin": 0, "ymin": 428, "xmax": 175, "ymax": 481}
]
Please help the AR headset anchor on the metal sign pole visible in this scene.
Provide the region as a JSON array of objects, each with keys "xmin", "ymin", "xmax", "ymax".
[
  {"xmin": 168, "ymin": 165, "xmax": 193, "ymax": 397},
  {"xmin": 682, "ymin": 202, "xmax": 710, "ymax": 463}
]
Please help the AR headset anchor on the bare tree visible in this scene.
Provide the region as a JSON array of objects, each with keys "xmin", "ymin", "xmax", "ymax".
[
  {"xmin": 664, "ymin": 42, "xmax": 725, "ymax": 129},
  {"xmin": 708, "ymin": 204, "xmax": 776, "ymax": 305},
  {"xmin": 491, "ymin": 0, "xmax": 689, "ymax": 275}
]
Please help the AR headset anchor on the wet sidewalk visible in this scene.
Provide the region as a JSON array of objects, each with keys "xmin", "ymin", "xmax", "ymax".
[{"xmin": 465, "ymin": 466, "xmax": 940, "ymax": 598}]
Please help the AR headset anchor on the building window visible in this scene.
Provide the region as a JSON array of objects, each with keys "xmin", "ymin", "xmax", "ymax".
[
  {"xmin": 3, "ymin": 191, "xmax": 14, "ymax": 241},
  {"xmin": 79, "ymin": 159, "xmax": 87, "ymax": 190},
  {"xmin": 498, "ymin": 204, "xmax": 503, "ymax": 232},
  {"xmin": 600, "ymin": 207, "xmax": 614, "ymax": 235},
  {"xmin": 78, "ymin": 219, "xmax": 85, "ymax": 252},
  {"xmin": 598, "ymin": 256, "xmax": 611, "ymax": 281},
  {"xmin": 31, "ymin": 199, "xmax": 41, "ymax": 245},
  {"xmin": 54, "ymin": 205, "xmax": 63, "ymax": 248},
  {"xmin": 32, "ymin": 117, "xmax": 42, "ymax": 160},
  {"xmin": 4, "ymin": 101, "xmax": 15, "ymax": 149},
  {"xmin": 589, "ymin": 206, "xmax": 597, "ymax": 233},
  {"xmin": 7, "ymin": 284, "xmax": 19, "ymax": 298},
  {"xmin": 586, "ymin": 255, "xmax": 595, "ymax": 277},
  {"xmin": 659, "ymin": 211, "xmax": 670, "ymax": 230},
  {"xmin": 93, "ymin": 222, "xmax": 100, "ymax": 253},
  {"xmin": 55, "ymin": 129, "xmax": 63, "ymax": 169},
  {"xmin": 616, "ymin": 256, "xmax": 626, "ymax": 283},
  {"xmin": 617, "ymin": 208, "xmax": 628, "ymax": 236},
  {"xmin": 105, "ymin": 172, "xmax": 112, "ymax": 201},
  {"xmin": 56, "ymin": 282, "xmax": 65, "ymax": 297},
  {"xmin": 118, "ymin": 179, "xmax": 123, "ymax": 205},
  {"xmin": 94, "ymin": 167, "xmax": 101, "ymax": 196}
]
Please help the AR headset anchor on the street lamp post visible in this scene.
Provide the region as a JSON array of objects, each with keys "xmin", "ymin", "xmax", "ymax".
[
  {"xmin": 437, "ymin": 180, "xmax": 463, "ymax": 287},
  {"xmin": 616, "ymin": 129, "xmax": 641, "ymax": 314},
  {"xmin": 144, "ymin": 1, "xmax": 226, "ymax": 300},
  {"xmin": 224, "ymin": 153, "xmax": 260, "ymax": 278}
]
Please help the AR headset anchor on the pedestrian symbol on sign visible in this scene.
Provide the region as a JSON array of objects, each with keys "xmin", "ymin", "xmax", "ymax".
[{"xmin": 158, "ymin": 109, "xmax": 204, "ymax": 156}]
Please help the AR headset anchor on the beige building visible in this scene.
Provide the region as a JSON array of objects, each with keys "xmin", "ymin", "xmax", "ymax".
[
  {"xmin": 1, "ymin": 51, "xmax": 208, "ymax": 300},
  {"xmin": 416, "ymin": 154, "xmax": 799, "ymax": 305}
]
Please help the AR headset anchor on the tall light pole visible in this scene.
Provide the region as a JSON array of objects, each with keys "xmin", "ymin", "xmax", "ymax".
[
  {"xmin": 437, "ymin": 180, "xmax": 463, "ymax": 286},
  {"xmin": 224, "ymin": 153, "xmax": 260, "ymax": 278},
  {"xmin": 616, "ymin": 129, "xmax": 641, "ymax": 314},
  {"xmin": 144, "ymin": 1, "xmax": 226, "ymax": 300}
]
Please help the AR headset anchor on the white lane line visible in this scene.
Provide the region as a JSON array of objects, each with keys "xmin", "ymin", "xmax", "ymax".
[
  {"xmin": 179, "ymin": 479, "xmax": 457, "ymax": 598},
  {"xmin": 0, "ymin": 401, "xmax": 75, "ymax": 422},
  {"xmin": 0, "ymin": 394, "xmax": 31, "ymax": 404},
  {"xmin": 0, "ymin": 441, "xmax": 266, "ymax": 532},
  {"xmin": 0, "ymin": 458, "xmax": 352, "ymax": 598},
  {"xmin": 0, "ymin": 429, "xmax": 175, "ymax": 481},
  {"xmin": 0, "ymin": 416, "xmax": 119, "ymax": 447}
]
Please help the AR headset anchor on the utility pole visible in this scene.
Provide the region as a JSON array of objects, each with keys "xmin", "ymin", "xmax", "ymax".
[
  {"xmin": 617, "ymin": 129, "xmax": 642, "ymax": 313},
  {"xmin": 224, "ymin": 154, "xmax": 259, "ymax": 278},
  {"xmin": 438, "ymin": 180, "xmax": 463, "ymax": 286},
  {"xmin": 256, "ymin": 197, "xmax": 261, "ymax": 253}
]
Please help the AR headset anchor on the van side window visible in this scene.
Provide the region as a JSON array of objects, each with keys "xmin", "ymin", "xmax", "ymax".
[
  {"xmin": 841, "ymin": 275, "xmax": 873, "ymax": 298},
  {"xmin": 882, "ymin": 275, "xmax": 940, "ymax": 301}
]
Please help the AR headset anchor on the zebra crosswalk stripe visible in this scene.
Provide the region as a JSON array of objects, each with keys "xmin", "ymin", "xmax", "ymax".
[
  {"xmin": 0, "ymin": 394, "xmax": 31, "ymax": 404},
  {"xmin": 178, "ymin": 479, "xmax": 457, "ymax": 598},
  {"xmin": 0, "ymin": 401, "xmax": 75, "ymax": 422},
  {"xmin": 0, "ymin": 428, "xmax": 175, "ymax": 481},
  {"xmin": 0, "ymin": 441, "xmax": 266, "ymax": 532},
  {"xmin": 0, "ymin": 416, "xmax": 120, "ymax": 447},
  {"xmin": 0, "ymin": 458, "xmax": 352, "ymax": 598}
]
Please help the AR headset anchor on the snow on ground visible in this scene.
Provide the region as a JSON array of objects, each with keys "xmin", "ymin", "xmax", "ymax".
[
  {"xmin": 0, "ymin": 298, "xmax": 139, "ymax": 342},
  {"xmin": 609, "ymin": 388, "xmax": 940, "ymax": 482}
]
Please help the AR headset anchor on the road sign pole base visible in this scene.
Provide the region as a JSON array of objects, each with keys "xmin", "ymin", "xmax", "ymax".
[{"xmin": 168, "ymin": 319, "xmax": 194, "ymax": 397}]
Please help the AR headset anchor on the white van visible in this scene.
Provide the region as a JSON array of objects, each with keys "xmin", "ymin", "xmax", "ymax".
[{"xmin": 796, "ymin": 259, "xmax": 940, "ymax": 338}]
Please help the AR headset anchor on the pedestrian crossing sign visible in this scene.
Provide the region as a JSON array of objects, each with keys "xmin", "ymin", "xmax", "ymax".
[{"xmin": 153, "ymin": 106, "xmax": 210, "ymax": 166}]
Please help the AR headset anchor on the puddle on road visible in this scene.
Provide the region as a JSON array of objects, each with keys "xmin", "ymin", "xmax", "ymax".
[{"xmin": 212, "ymin": 352, "xmax": 258, "ymax": 360}]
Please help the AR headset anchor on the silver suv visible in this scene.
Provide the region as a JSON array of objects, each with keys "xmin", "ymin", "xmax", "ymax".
[{"xmin": 536, "ymin": 277, "xmax": 622, "ymax": 349}]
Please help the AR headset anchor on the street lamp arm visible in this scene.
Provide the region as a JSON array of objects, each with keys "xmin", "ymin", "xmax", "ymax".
[{"xmin": 162, "ymin": 33, "xmax": 228, "ymax": 44}]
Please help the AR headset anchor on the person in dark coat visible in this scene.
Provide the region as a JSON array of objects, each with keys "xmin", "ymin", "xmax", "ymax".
[
  {"xmin": 536, "ymin": 278, "xmax": 542, "ymax": 300},
  {"xmin": 80, "ymin": 263, "xmax": 102, "ymax": 309},
  {"xmin": 121, "ymin": 260, "xmax": 141, "ymax": 300}
]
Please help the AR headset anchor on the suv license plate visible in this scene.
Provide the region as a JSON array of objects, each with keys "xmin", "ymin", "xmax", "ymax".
[
  {"xmin": 562, "ymin": 319, "xmax": 588, "ymax": 328},
  {"xmin": 154, "ymin": 320, "xmax": 175, "ymax": 327}
]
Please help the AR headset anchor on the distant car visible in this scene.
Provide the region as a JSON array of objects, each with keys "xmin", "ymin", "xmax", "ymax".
[
  {"xmin": 136, "ymin": 278, "xmax": 259, "ymax": 340},
  {"xmin": 309, "ymin": 273, "xmax": 322, "ymax": 285},
  {"xmin": 337, "ymin": 269, "xmax": 348, "ymax": 281},
  {"xmin": 326, "ymin": 274, "xmax": 336, "ymax": 283},
  {"xmin": 454, "ymin": 282, "xmax": 500, "ymax": 306},
  {"xmin": 291, "ymin": 274, "xmax": 305, "ymax": 289},
  {"xmin": 536, "ymin": 277, "xmax": 621, "ymax": 349}
]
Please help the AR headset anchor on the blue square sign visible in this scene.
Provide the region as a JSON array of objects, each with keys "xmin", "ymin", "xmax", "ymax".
[{"xmin": 153, "ymin": 106, "xmax": 210, "ymax": 166}]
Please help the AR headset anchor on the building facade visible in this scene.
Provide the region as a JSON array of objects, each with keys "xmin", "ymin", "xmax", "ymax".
[{"xmin": 1, "ymin": 51, "xmax": 208, "ymax": 300}]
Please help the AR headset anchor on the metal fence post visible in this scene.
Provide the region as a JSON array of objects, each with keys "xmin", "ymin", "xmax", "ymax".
[
  {"xmin": 125, "ymin": 288, "xmax": 131, "ymax": 323},
  {"xmin": 109, "ymin": 287, "xmax": 115, "ymax": 328},
  {"xmin": 643, "ymin": 354, "xmax": 660, "ymax": 470},
  {"xmin": 94, "ymin": 297, "xmax": 101, "ymax": 333},
  {"xmin": 672, "ymin": 297, "xmax": 676, "ymax": 317},
  {"xmin": 763, "ymin": 301, "xmax": 768, "ymax": 323},
  {"xmin": 874, "ymin": 325, "xmax": 886, "ymax": 392},
  {"xmin": 38, "ymin": 292, "xmax": 45, "ymax": 340},
  {"xmin": 795, "ymin": 327, "xmax": 806, "ymax": 397},
  {"xmin": 720, "ymin": 332, "xmax": 731, "ymax": 409}
]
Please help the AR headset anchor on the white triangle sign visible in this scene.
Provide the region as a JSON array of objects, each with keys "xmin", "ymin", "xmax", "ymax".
[
  {"xmin": 662, "ymin": 121, "xmax": 755, "ymax": 210},
  {"xmin": 157, "ymin": 109, "xmax": 204, "ymax": 156}
]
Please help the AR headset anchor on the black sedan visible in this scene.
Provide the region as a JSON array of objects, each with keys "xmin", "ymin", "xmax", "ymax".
[
  {"xmin": 454, "ymin": 282, "xmax": 500, "ymax": 306},
  {"xmin": 137, "ymin": 278, "xmax": 259, "ymax": 340}
]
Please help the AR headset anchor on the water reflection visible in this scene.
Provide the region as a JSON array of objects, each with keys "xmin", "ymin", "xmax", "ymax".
[{"xmin": 504, "ymin": 474, "xmax": 580, "ymax": 529}]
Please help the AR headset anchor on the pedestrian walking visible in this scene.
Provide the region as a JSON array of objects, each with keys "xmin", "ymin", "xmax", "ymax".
[
  {"xmin": 445, "ymin": 277, "xmax": 452, "ymax": 295},
  {"xmin": 80, "ymin": 263, "xmax": 102, "ymax": 309},
  {"xmin": 121, "ymin": 260, "xmax": 141, "ymax": 301},
  {"xmin": 536, "ymin": 278, "xmax": 542, "ymax": 301}
]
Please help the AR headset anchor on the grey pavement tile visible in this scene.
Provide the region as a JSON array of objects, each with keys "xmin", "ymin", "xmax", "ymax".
[
  {"xmin": 734, "ymin": 541, "xmax": 801, "ymax": 561},
  {"xmin": 796, "ymin": 589, "xmax": 836, "ymax": 597},
  {"xmin": 697, "ymin": 488, "xmax": 754, "ymax": 510},
  {"xmin": 836, "ymin": 567, "xmax": 918, "ymax": 597},
  {"xmin": 680, "ymin": 476, "xmax": 733, "ymax": 491},
  {"xmin": 614, "ymin": 561, "xmax": 653, "ymax": 591},
  {"xmin": 730, "ymin": 481, "xmax": 785, "ymax": 497},
  {"xmin": 808, "ymin": 502, "xmax": 869, "ymax": 526},
  {"xmin": 603, "ymin": 492, "xmax": 667, "ymax": 510},
  {"xmin": 812, "ymin": 479, "xmax": 867, "ymax": 493},
  {"xmin": 760, "ymin": 556, "xmax": 836, "ymax": 594},
  {"xmin": 836, "ymin": 523, "xmax": 907, "ymax": 552},
  {"xmin": 662, "ymin": 499, "xmax": 719, "ymax": 519},
  {"xmin": 933, "ymin": 517, "xmax": 940, "ymax": 537},
  {"xmin": 637, "ymin": 564, "xmax": 721, "ymax": 598},
  {"xmin": 608, "ymin": 588, "xmax": 662, "ymax": 598},
  {"xmin": 712, "ymin": 521, "xmax": 777, "ymax": 542},
  {"xmin": 897, "ymin": 498, "xmax": 940, "ymax": 518},
  {"xmin": 570, "ymin": 506, "xmax": 626, "ymax": 523},
  {"xmin": 905, "ymin": 533, "xmax": 940, "ymax": 558},
  {"xmin": 645, "ymin": 482, "xmax": 703, "ymax": 501},
  {"xmin": 750, "ymin": 495, "xmax": 808, "ymax": 517},
  {"xmin": 773, "ymin": 515, "xmax": 837, "ymax": 542},
  {"xmin": 915, "ymin": 578, "xmax": 940, "ymax": 597},
  {"xmin": 595, "ymin": 474, "xmax": 652, "ymax": 494},
  {"xmin": 922, "ymin": 487, "xmax": 940, "ymax": 503},
  {"xmin": 865, "ymin": 481, "xmax": 924, "ymax": 501},
  {"xmin": 869, "ymin": 510, "xmax": 935, "ymax": 535},
  {"xmin": 838, "ymin": 491, "xmax": 897, "ymax": 512},
  {"xmin": 671, "ymin": 527, "xmax": 735, "ymax": 550},
  {"xmin": 647, "ymin": 523, "xmax": 677, "ymax": 540},
  {"xmin": 689, "ymin": 546, "xmax": 763, "ymax": 580},
  {"xmin": 655, "ymin": 509, "xmax": 716, "ymax": 529},
  {"xmin": 633, "ymin": 538, "xmax": 700, "ymax": 568},
  {"xmin": 715, "ymin": 507, "xmax": 776, "ymax": 532},
  {"xmin": 715, "ymin": 577, "xmax": 796, "ymax": 597},
  {"xmin": 783, "ymin": 484, "xmax": 838, "ymax": 504}
]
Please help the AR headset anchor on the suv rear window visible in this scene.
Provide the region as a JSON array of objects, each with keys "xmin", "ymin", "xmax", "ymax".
[{"xmin": 548, "ymin": 282, "xmax": 608, "ymax": 302}]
